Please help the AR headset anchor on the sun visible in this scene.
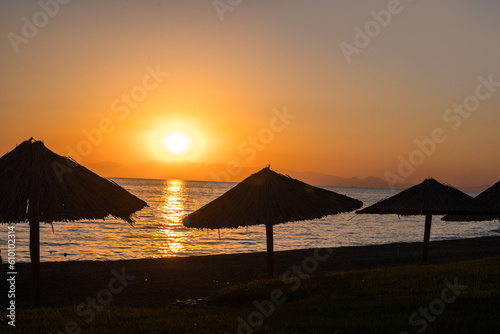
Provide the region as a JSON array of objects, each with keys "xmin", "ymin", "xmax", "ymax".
[
  {"xmin": 150, "ymin": 121, "xmax": 205, "ymax": 161},
  {"xmin": 162, "ymin": 131, "xmax": 192, "ymax": 155}
]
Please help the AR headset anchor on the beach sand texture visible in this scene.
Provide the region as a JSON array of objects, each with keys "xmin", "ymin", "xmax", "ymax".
[{"xmin": 1, "ymin": 236, "xmax": 499, "ymax": 309}]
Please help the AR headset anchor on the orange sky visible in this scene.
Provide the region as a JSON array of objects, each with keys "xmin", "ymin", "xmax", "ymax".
[{"xmin": 1, "ymin": 1, "xmax": 500, "ymax": 188}]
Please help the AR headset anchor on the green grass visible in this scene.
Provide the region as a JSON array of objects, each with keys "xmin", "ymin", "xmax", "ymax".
[{"xmin": 1, "ymin": 256, "xmax": 499, "ymax": 333}]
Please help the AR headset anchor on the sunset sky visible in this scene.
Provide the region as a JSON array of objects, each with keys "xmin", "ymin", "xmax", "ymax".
[{"xmin": 1, "ymin": 0, "xmax": 499, "ymax": 188}]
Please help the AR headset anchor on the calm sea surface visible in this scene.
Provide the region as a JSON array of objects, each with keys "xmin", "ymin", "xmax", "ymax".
[{"xmin": 1, "ymin": 178, "xmax": 498, "ymax": 263}]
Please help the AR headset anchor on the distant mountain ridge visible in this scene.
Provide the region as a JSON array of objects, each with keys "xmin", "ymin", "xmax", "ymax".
[
  {"xmin": 279, "ymin": 170, "xmax": 403, "ymax": 189},
  {"xmin": 86, "ymin": 160, "xmax": 408, "ymax": 189},
  {"xmin": 85, "ymin": 160, "xmax": 490, "ymax": 191}
]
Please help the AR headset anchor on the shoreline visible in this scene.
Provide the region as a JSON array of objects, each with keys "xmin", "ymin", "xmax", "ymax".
[
  {"xmin": 2, "ymin": 236, "xmax": 499, "ymax": 309},
  {"xmin": 7, "ymin": 231, "xmax": 500, "ymax": 265}
]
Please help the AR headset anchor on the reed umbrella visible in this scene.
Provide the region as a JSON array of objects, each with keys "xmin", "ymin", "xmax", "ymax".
[
  {"xmin": 0, "ymin": 138, "xmax": 148, "ymax": 307},
  {"xmin": 182, "ymin": 166, "xmax": 363, "ymax": 278},
  {"xmin": 357, "ymin": 178, "xmax": 490, "ymax": 264},
  {"xmin": 442, "ymin": 181, "xmax": 500, "ymax": 222}
]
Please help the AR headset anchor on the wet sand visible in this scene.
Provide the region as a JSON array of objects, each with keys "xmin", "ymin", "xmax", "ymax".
[{"xmin": 2, "ymin": 236, "xmax": 499, "ymax": 309}]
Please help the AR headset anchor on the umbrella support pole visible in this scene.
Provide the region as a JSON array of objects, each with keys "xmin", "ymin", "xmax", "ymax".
[
  {"xmin": 29, "ymin": 221, "xmax": 40, "ymax": 308},
  {"xmin": 266, "ymin": 223, "xmax": 274, "ymax": 278},
  {"xmin": 422, "ymin": 214, "xmax": 432, "ymax": 264}
]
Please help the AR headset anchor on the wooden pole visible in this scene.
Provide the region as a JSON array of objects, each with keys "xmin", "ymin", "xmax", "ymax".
[
  {"xmin": 422, "ymin": 214, "xmax": 432, "ymax": 264},
  {"xmin": 30, "ymin": 221, "xmax": 40, "ymax": 307},
  {"xmin": 266, "ymin": 223, "xmax": 274, "ymax": 278}
]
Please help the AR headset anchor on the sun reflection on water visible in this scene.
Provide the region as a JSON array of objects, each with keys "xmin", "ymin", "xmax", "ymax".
[
  {"xmin": 162, "ymin": 179, "xmax": 185, "ymax": 223},
  {"xmin": 157, "ymin": 179, "xmax": 188, "ymax": 256}
]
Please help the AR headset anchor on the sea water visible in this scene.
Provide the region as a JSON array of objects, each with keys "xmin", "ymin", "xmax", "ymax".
[{"xmin": 0, "ymin": 178, "xmax": 498, "ymax": 263}]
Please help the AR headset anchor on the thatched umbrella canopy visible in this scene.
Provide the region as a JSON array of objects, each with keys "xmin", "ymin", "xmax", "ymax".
[
  {"xmin": 0, "ymin": 138, "xmax": 148, "ymax": 307},
  {"xmin": 357, "ymin": 178, "xmax": 490, "ymax": 263},
  {"xmin": 183, "ymin": 166, "xmax": 363, "ymax": 278},
  {"xmin": 442, "ymin": 181, "xmax": 500, "ymax": 222}
]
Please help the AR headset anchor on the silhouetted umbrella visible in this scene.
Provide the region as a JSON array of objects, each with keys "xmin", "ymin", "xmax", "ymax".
[
  {"xmin": 0, "ymin": 138, "xmax": 148, "ymax": 307},
  {"xmin": 183, "ymin": 166, "xmax": 363, "ymax": 278},
  {"xmin": 442, "ymin": 181, "xmax": 500, "ymax": 222},
  {"xmin": 357, "ymin": 178, "xmax": 490, "ymax": 263}
]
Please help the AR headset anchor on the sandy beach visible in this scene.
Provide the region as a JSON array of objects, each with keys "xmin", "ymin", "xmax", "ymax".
[{"xmin": 2, "ymin": 236, "xmax": 499, "ymax": 309}]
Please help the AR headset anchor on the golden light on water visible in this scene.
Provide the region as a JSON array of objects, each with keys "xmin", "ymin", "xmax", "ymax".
[
  {"xmin": 157, "ymin": 179, "xmax": 188, "ymax": 255},
  {"xmin": 162, "ymin": 179, "xmax": 185, "ymax": 222}
]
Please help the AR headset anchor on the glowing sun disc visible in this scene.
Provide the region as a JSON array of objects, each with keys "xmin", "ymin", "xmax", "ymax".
[{"xmin": 162, "ymin": 131, "xmax": 192, "ymax": 155}]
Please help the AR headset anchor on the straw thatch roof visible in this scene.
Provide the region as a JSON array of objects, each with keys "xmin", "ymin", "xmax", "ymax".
[
  {"xmin": 183, "ymin": 166, "xmax": 363, "ymax": 229},
  {"xmin": 0, "ymin": 139, "xmax": 147, "ymax": 224},
  {"xmin": 442, "ymin": 181, "xmax": 500, "ymax": 222},
  {"xmin": 357, "ymin": 178, "xmax": 489, "ymax": 216}
]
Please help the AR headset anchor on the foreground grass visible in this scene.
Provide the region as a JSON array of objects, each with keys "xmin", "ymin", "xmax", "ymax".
[{"xmin": 1, "ymin": 256, "xmax": 499, "ymax": 333}]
